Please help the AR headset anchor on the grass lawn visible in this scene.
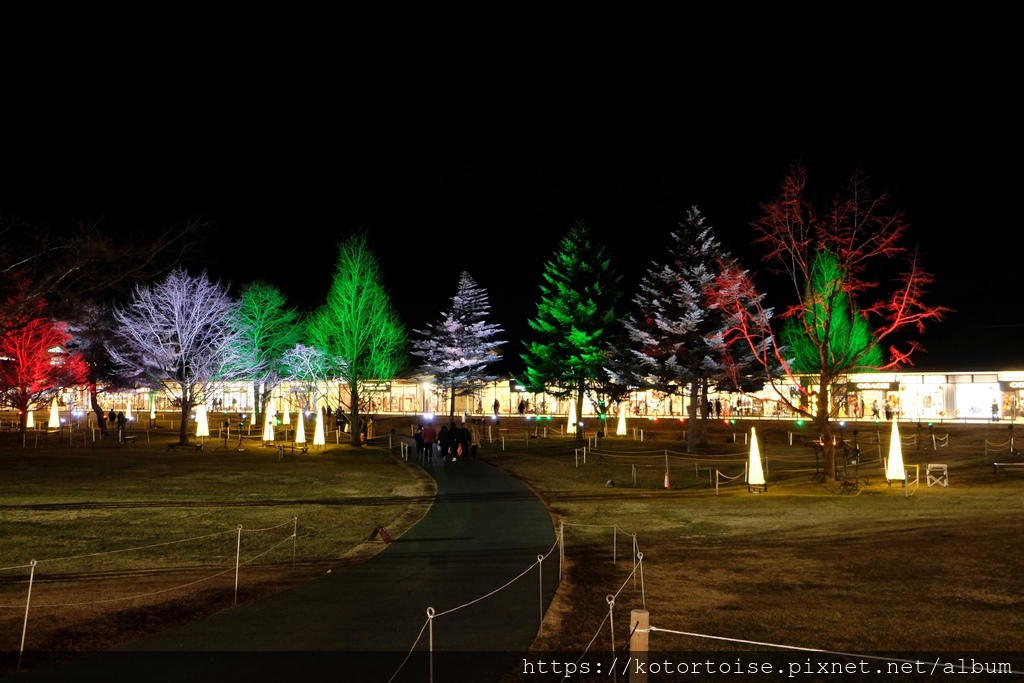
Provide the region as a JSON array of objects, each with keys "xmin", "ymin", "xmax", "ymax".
[{"xmin": 2, "ymin": 414, "xmax": 1023, "ymax": 676}]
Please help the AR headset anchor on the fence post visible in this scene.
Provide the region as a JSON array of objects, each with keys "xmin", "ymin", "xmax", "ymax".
[
  {"xmin": 537, "ymin": 554, "xmax": 545, "ymax": 631},
  {"xmin": 629, "ymin": 608, "xmax": 649, "ymax": 683},
  {"xmin": 292, "ymin": 516, "xmax": 298, "ymax": 571},
  {"xmin": 17, "ymin": 560, "xmax": 37, "ymax": 673},
  {"xmin": 606, "ymin": 594, "xmax": 616, "ymax": 654},
  {"xmin": 234, "ymin": 524, "xmax": 243, "ymax": 605}
]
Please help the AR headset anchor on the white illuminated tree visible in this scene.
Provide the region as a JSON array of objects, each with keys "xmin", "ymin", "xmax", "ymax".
[
  {"xmin": 411, "ymin": 271, "xmax": 505, "ymax": 423},
  {"xmin": 107, "ymin": 268, "xmax": 254, "ymax": 445}
]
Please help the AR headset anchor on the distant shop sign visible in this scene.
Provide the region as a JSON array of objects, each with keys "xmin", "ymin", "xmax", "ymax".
[
  {"xmin": 853, "ymin": 382, "xmax": 900, "ymax": 391},
  {"xmin": 999, "ymin": 381, "xmax": 1024, "ymax": 391}
]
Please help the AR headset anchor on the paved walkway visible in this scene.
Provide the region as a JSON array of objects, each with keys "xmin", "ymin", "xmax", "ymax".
[{"xmin": 17, "ymin": 451, "xmax": 559, "ymax": 682}]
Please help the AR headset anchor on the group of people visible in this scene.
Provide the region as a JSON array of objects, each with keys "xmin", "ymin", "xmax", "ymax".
[{"xmin": 414, "ymin": 420, "xmax": 481, "ymax": 466}]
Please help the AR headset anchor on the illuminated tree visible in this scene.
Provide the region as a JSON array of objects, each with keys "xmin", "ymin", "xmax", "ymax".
[
  {"xmin": 714, "ymin": 165, "xmax": 948, "ymax": 483},
  {"xmin": 521, "ymin": 221, "xmax": 622, "ymax": 432},
  {"xmin": 0, "ymin": 295, "xmax": 89, "ymax": 436},
  {"xmin": 229, "ymin": 281, "xmax": 303, "ymax": 427},
  {"xmin": 1, "ymin": 217, "xmax": 201, "ymax": 432},
  {"xmin": 619, "ymin": 207, "xmax": 762, "ymax": 450},
  {"xmin": 306, "ymin": 232, "xmax": 406, "ymax": 447},
  {"xmin": 280, "ymin": 343, "xmax": 333, "ymax": 415},
  {"xmin": 781, "ymin": 249, "xmax": 883, "ymax": 374},
  {"xmin": 411, "ymin": 271, "xmax": 505, "ymax": 422},
  {"xmin": 107, "ymin": 268, "xmax": 254, "ymax": 445}
]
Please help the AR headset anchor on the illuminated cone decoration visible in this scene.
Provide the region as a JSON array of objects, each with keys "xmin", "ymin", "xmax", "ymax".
[
  {"xmin": 26, "ymin": 409, "xmax": 34, "ymax": 429},
  {"xmin": 263, "ymin": 410, "xmax": 276, "ymax": 442},
  {"xmin": 282, "ymin": 398, "xmax": 291, "ymax": 426},
  {"xmin": 195, "ymin": 405, "xmax": 209, "ymax": 438},
  {"xmin": 124, "ymin": 402, "xmax": 133, "ymax": 421},
  {"xmin": 748, "ymin": 427, "xmax": 766, "ymax": 487},
  {"xmin": 313, "ymin": 407, "xmax": 325, "ymax": 446},
  {"xmin": 150, "ymin": 393, "xmax": 156, "ymax": 420},
  {"xmin": 48, "ymin": 397, "xmax": 60, "ymax": 429},
  {"xmin": 616, "ymin": 402, "xmax": 627, "ymax": 436},
  {"xmin": 294, "ymin": 410, "xmax": 306, "ymax": 444},
  {"xmin": 885, "ymin": 416, "xmax": 906, "ymax": 481},
  {"xmin": 567, "ymin": 401, "xmax": 577, "ymax": 435}
]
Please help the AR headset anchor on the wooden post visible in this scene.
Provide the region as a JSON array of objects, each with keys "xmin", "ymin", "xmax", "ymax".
[{"xmin": 629, "ymin": 608, "xmax": 649, "ymax": 683}]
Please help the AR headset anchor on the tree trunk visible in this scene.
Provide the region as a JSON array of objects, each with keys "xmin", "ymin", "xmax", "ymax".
[
  {"xmin": 699, "ymin": 377, "xmax": 710, "ymax": 446},
  {"xmin": 17, "ymin": 399, "xmax": 28, "ymax": 440},
  {"xmin": 89, "ymin": 382, "xmax": 109, "ymax": 435},
  {"xmin": 687, "ymin": 381, "xmax": 698, "ymax": 453},
  {"xmin": 178, "ymin": 390, "xmax": 191, "ymax": 446},
  {"xmin": 349, "ymin": 383, "xmax": 362, "ymax": 447},
  {"xmin": 817, "ymin": 376, "xmax": 836, "ymax": 483},
  {"xmin": 574, "ymin": 387, "xmax": 585, "ymax": 441}
]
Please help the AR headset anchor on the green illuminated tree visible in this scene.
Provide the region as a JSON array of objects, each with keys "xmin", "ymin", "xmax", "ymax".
[
  {"xmin": 230, "ymin": 281, "xmax": 303, "ymax": 427},
  {"xmin": 411, "ymin": 271, "xmax": 504, "ymax": 423},
  {"xmin": 714, "ymin": 165, "xmax": 948, "ymax": 483},
  {"xmin": 306, "ymin": 231, "xmax": 406, "ymax": 447},
  {"xmin": 780, "ymin": 249, "xmax": 883, "ymax": 375},
  {"xmin": 521, "ymin": 221, "xmax": 622, "ymax": 433}
]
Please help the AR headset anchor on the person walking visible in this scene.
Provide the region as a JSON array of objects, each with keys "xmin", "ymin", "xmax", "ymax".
[
  {"xmin": 421, "ymin": 422, "xmax": 436, "ymax": 466},
  {"xmin": 414, "ymin": 425, "xmax": 425, "ymax": 464},
  {"xmin": 468, "ymin": 420, "xmax": 480, "ymax": 459},
  {"xmin": 438, "ymin": 424, "xmax": 451, "ymax": 462}
]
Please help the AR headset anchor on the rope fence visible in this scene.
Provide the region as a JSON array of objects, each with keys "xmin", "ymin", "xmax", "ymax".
[
  {"xmin": 542, "ymin": 521, "xmax": 1024, "ymax": 680},
  {"xmin": 1, "ymin": 517, "xmax": 299, "ymax": 671}
]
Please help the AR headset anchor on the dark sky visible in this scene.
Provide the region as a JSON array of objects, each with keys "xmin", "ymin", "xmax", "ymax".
[{"xmin": 1, "ymin": 122, "xmax": 1016, "ymax": 372}]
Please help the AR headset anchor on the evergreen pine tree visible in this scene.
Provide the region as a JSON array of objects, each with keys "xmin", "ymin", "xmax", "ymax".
[
  {"xmin": 521, "ymin": 221, "xmax": 621, "ymax": 434},
  {"xmin": 619, "ymin": 207, "xmax": 739, "ymax": 449},
  {"xmin": 411, "ymin": 271, "xmax": 505, "ymax": 422}
]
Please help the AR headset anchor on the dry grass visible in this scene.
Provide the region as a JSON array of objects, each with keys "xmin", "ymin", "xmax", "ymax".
[
  {"xmin": 483, "ymin": 416, "xmax": 1024, "ymax": 662},
  {"xmin": 2, "ymin": 415, "xmax": 1023, "ymax": 677}
]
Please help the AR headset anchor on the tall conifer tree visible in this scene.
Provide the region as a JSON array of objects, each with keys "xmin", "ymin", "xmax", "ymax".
[
  {"xmin": 521, "ymin": 221, "xmax": 621, "ymax": 433},
  {"xmin": 411, "ymin": 271, "xmax": 504, "ymax": 422},
  {"xmin": 619, "ymin": 207, "xmax": 758, "ymax": 449}
]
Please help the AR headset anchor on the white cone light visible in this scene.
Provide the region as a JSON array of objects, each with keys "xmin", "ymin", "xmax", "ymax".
[
  {"xmin": 295, "ymin": 410, "xmax": 306, "ymax": 444},
  {"xmin": 26, "ymin": 409, "xmax": 35, "ymax": 429},
  {"xmin": 616, "ymin": 402, "xmax": 627, "ymax": 436},
  {"xmin": 885, "ymin": 417, "xmax": 906, "ymax": 481},
  {"xmin": 567, "ymin": 401, "xmax": 577, "ymax": 435},
  {"xmin": 313, "ymin": 408, "xmax": 325, "ymax": 446},
  {"xmin": 748, "ymin": 427, "xmax": 766, "ymax": 487},
  {"xmin": 263, "ymin": 410, "xmax": 276, "ymax": 442},
  {"xmin": 48, "ymin": 397, "xmax": 60, "ymax": 429},
  {"xmin": 195, "ymin": 405, "xmax": 209, "ymax": 438}
]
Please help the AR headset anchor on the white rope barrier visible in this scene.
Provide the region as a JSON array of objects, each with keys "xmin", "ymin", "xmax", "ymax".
[
  {"xmin": 388, "ymin": 536, "xmax": 560, "ymax": 681},
  {"xmin": 645, "ymin": 626, "xmax": 1024, "ymax": 675}
]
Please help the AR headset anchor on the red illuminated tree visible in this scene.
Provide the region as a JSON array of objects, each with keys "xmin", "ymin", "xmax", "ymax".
[
  {"xmin": 0, "ymin": 295, "xmax": 89, "ymax": 436},
  {"xmin": 713, "ymin": 164, "xmax": 949, "ymax": 483}
]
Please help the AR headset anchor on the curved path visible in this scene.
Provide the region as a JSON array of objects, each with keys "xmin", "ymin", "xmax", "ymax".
[{"xmin": 17, "ymin": 453, "xmax": 559, "ymax": 682}]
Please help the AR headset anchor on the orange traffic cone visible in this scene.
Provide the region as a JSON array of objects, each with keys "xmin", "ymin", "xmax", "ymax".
[{"xmin": 664, "ymin": 471, "xmax": 670, "ymax": 489}]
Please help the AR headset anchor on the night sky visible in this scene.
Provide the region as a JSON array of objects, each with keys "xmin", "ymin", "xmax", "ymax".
[{"xmin": 2, "ymin": 121, "xmax": 1017, "ymax": 373}]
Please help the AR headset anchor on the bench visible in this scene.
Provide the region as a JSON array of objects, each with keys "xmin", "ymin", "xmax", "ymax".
[
  {"xmin": 993, "ymin": 462, "xmax": 1024, "ymax": 478},
  {"xmin": 121, "ymin": 435, "xmax": 138, "ymax": 445},
  {"xmin": 168, "ymin": 442, "xmax": 203, "ymax": 453}
]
